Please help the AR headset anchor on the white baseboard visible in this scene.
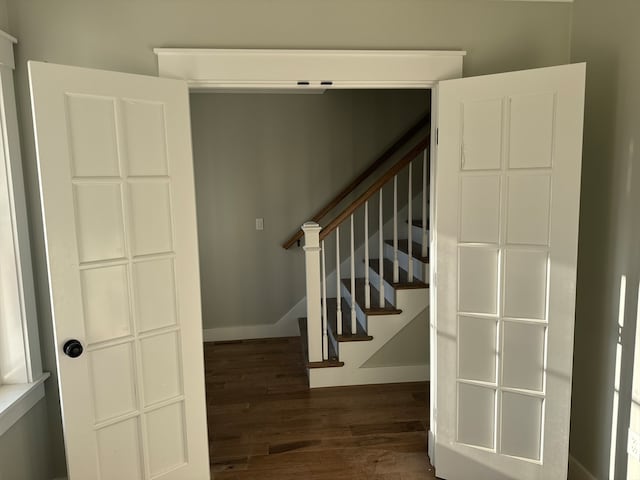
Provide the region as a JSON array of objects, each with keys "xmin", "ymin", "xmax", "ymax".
[
  {"xmin": 309, "ymin": 363, "xmax": 428, "ymax": 388},
  {"xmin": 568, "ymin": 454, "xmax": 597, "ymax": 480},
  {"xmin": 202, "ymin": 298, "xmax": 305, "ymax": 342}
]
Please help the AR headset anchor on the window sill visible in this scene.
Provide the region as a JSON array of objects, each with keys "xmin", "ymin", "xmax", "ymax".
[{"xmin": 0, "ymin": 372, "xmax": 50, "ymax": 436}]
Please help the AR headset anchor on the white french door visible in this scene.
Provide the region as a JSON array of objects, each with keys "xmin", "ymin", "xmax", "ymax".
[
  {"xmin": 29, "ymin": 62, "xmax": 210, "ymax": 479},
  {"xmin": 431, "ymin": 64, "xmax": 585, "ymax": 479}
]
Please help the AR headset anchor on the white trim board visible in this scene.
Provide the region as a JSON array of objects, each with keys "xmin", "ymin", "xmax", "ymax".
[
  {"xmin": 202, "ymin": 298, "xmax": 305, "ymax": 342},
  {"xmin": 0, "ymin": 373, "xmax": 49, "ymax": 436},
  {"xmin": 568, "ymin": 455, "xmax": 597, "ymax": 480},
  {"xmin": 154, "ymin": 49, "xmax": 465, "ymax": 92}
]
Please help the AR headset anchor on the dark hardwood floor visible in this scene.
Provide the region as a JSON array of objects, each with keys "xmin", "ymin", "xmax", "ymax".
[{"xmin": 205, "ymin": 337, "xmax": 436, "ymax": 479}]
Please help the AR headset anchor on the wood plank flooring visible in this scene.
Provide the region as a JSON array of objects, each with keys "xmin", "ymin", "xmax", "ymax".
[{"xmin": 205, "ymin": 337, "xmax": 436, "ymax": 479}]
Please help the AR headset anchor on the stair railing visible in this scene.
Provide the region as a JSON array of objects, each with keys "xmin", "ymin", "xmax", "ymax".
[
  {"xmin": 282, "ymin": 113, "xmax": 430, "ymax": 250},
  {"xmin": 302, "ymin": 135, "xmax": 430, "ymax": 363}
]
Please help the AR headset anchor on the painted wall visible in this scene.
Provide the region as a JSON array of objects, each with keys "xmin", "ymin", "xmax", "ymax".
[
  {"xmin": 569, "ymin": 1, "xmax": 640, "ymax": 478},
  {"xmin": 0, "ymin": 0, "xmax": 6, "ymax": 31},
  {"xmin": 191, "ymin": 90, "xmax": 426, "ymax": 331},
  {"xmin": 363, "ymin": 309, "xmax": 429, "ymax": 367},
  {"xmin": 0, "ymin": 5, "xmax": 54, "ymax": 480},
  {"xmin": 0, "ymin": 399, "xmax": 52, "ymax": 480},
  {"xmin": 1, "ymin": 0, "xmax": 572, "ymax": 477}
]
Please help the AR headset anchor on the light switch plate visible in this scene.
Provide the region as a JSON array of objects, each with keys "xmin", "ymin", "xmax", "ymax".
[{"xmin": 255, "ymin": 218, "xmax": 264, "ymax": 231}]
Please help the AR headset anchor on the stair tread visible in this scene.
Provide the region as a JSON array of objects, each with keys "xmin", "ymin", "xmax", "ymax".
[
  {"xmin": 325, "ymin": 298, "xmax": 373, "ymax": 342},
  {"xmin": 368, "ymin": 258, "xmax": 428, "ymax": 289},
  {"xmin": 341, "ymin": 278, "xmax": 402, "ymax": 315},
  {"xmin": 385, "ymin": 239, "xmax": 429, "ymax": 263},
  {"xmin": 408, "ymin": 219, "xmax": 430, "ymax": 229},
  {"xmin": 298, "ymin": 317, "xmax": 344, "ymax": 368}
]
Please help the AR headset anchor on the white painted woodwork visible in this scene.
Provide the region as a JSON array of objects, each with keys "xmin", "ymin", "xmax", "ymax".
[
  {"xmin": 154, "ymin": 49, "xmax": 466, "ymax": 91},
  {"xmin": 302, "ymin": 222, "xmax": 323, "ymax": 363},
  {"xmin": 393, "ymin": 175, "xmax": 399, "ymax": 283},
  {"xmin": 364, "ymin": 201, "xmax": 371, "ymax": 309},
  {"xmin": 432, "ymin": 64, "xmax": 585, "ymax": 480},
  {"xmin": 0, "ymin": 372, "xmax": 49, "ymax": 436},
  {"xmin": 428, "ymin": 87, "xmax": 440, "ymax": 465},
  {"xmin": 407, "ymin": 163, "xmax": 414, "ymax": 282},
  {"xmin": 0, "ymin": 30, "xmax": 42, "ymax": 387},
  {"xmin": 422, "ymin": 151, "xmax": 428, "ymax": 258},
  {"xmin": 350, "ymin": 215, "xmax": 356, "ymax": 334},
  {"xmin": 28, "ymin": 61, "xmax": 210, "ymax": 479},
  {"xmin": 321, "ymin": 240, "xmax": 328, "ymax": 360},
  {"xmin": 309, "ymin": 287, "xmax": 429, "ymax": 387},
  {"xmin": 377, "ymin": 191, "xmax": 384, "ymax": 308},
  {"xmin": 335, "ymin": 227, "xmax": 342, "ymax": 336},
  {"xmin": 307, "ymin": 196, "xmax": 430, "ymax": 387}
]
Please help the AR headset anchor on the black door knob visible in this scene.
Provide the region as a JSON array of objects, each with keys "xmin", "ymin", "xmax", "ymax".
[{"xmin": 63, "ymin": 339, "xmax": 84, "ymax": 358}]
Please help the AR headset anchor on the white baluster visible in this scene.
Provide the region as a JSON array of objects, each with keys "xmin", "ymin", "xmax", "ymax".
[
  {"xmin": 335, "ymin": 227, "xmax": 342, "ymax": 336},
  {"xmin": 321, "ymin": 240, "xmax": 328, "ymax": 360},
  {"xmin": 393, "ymin": 175, "xmax": 399, "ymax": 283},
  {"xmin": 422, "ymin": 149, "xmax": 428, "ymax": 258},
  {"xmin": 408, "ymin": 161, "xmax": 414, "ymax": 282},
  {"xmin": 302, "ymin": 222, "xmax": 323, "ymax": 363},
  {"xmin": 379, "ymin": 189, "xmax": 385, "ymax": 308},
  {"xmin": 364, "ymin": 201, "xmax": 371, "ymax": 309},
  {"xmin": 350, "ymin": 214, "xmax": 356, "ymax": 334}
]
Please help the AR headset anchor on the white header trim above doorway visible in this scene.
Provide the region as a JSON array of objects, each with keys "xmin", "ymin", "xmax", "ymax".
[{"xmin": 153, "ymin": 48, "xmax": 466, "ymax": 91}]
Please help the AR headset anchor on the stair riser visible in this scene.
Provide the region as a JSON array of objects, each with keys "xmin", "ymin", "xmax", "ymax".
[
  {"xmin": 340, "ymin": 283, "xmax": 368, "ymax": 332},
  {"xmin": 409, "ymin": 226, "xmax": 430, "ymax": 252},
  {"xmin": 383, "ymin": 243, "xmax": 428, "ymax": 282}
]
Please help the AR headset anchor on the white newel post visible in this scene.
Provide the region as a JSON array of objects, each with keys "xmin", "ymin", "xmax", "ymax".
[{"xmin": 302, "ymin": 222, "xmax": 323, "ymax": 363}]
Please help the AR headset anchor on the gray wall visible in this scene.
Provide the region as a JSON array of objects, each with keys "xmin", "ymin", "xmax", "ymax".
[
  {"xmin": 363, "ymin": 310, "xmax": 429, "ymax": 367},
  {"xmin": 0, "ymin": 0, "xmax": 6, "ymax": 31},
  {"xmin": 2, "ymin": 0, "xmax": 573, "ymax": 477},
  {"xmin": 570, "ymin": 0, "xmax": 640, "ymax": 478},
  {"xmin": 191, "ymin": 90, "xmax": 426, "ymax": 329},
  {"xmin": 0, "ymin": 4, "xmax": 53, "ymax": 480},
  {"xmin": 0, "ymin": 399, "xmax": 52, "ymax": 480}
]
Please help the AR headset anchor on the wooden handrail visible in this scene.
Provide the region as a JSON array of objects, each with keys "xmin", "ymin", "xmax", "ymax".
[
  {"xmin": 282, "ymin": 113, "xmax": 430, "ymax": 249},
  {"xmin": 319, "ymin": 136, "xmax": 429, "ymax": 242}
]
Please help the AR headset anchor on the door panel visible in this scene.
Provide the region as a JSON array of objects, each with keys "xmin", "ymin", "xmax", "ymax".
[
  {"xmin": 433, "ymin": 64, "xmax": 585, "ymax": 480},
  {"xmin": 29, "ymin": 62, "xmax": 209, "ymax": 479}
]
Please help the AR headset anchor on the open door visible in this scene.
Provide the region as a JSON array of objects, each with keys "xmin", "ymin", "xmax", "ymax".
[
  {"xmin": 431, "ymin": 64, "xmax": 585, "ymax": 479},
  {"xmin": 29, "ymin": 62, "xmax": 210, "ymax": 479}
]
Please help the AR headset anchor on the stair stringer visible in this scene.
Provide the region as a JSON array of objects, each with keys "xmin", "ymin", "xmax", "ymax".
[{"xmin": 309, "ymin": 288, "xmax": 429, "ymax": 388}]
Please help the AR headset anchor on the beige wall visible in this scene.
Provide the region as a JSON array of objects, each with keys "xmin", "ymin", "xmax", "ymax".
[
  {"xmin": 570, "ymin": 1, "xmax": 640, "ymax": 478},
  {"xmin": 2, "ymin": 0, "xmax": 573, "ymax": 477},
  {"xmin": 191, "ymin": 90, "xmax": 426, "ymax": 329},
  {"xmin": 0, "ymin": 399, "xmax": 52, "ymax": 480},
  {"xmin": 363, "ymin": 310, "xmax": 429, "ymax": 367},
  {"xmin": 0, "ymin": 0, "xmax": 7, "ymax": 31}
]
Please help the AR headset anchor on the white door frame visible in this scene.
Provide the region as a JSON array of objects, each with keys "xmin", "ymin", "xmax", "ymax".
[
  {"xmin": 154, "ymin": 46, "xmax": 464, "ymax": 466},
  {"xmin": 154, "ymin": 48, "xmax": 466, "ymax": 91}
]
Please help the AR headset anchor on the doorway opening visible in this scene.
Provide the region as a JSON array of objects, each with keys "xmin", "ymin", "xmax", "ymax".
[{"xmin": 188, "ymin": 87, "xmax": 434, "ymax": 474}]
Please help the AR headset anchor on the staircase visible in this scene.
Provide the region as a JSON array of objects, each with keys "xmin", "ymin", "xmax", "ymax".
[{"xmin": 283, "ymin": 116, "xmax": 431, "ymax": 388}]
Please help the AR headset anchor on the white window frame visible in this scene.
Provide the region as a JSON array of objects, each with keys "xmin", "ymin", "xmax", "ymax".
[{"xmin": 0, "ymin": 29, "xmax": 48, "ymax": 436}]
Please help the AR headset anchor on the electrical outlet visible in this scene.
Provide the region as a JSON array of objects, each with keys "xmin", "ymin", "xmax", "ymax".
[
  {"xmin": 628, "ymin": 429, "xmax": 640, "ymax": 462},
  {"xmin": 255, "ymin": 218, "xmax": 264, "ymax": 231}
]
